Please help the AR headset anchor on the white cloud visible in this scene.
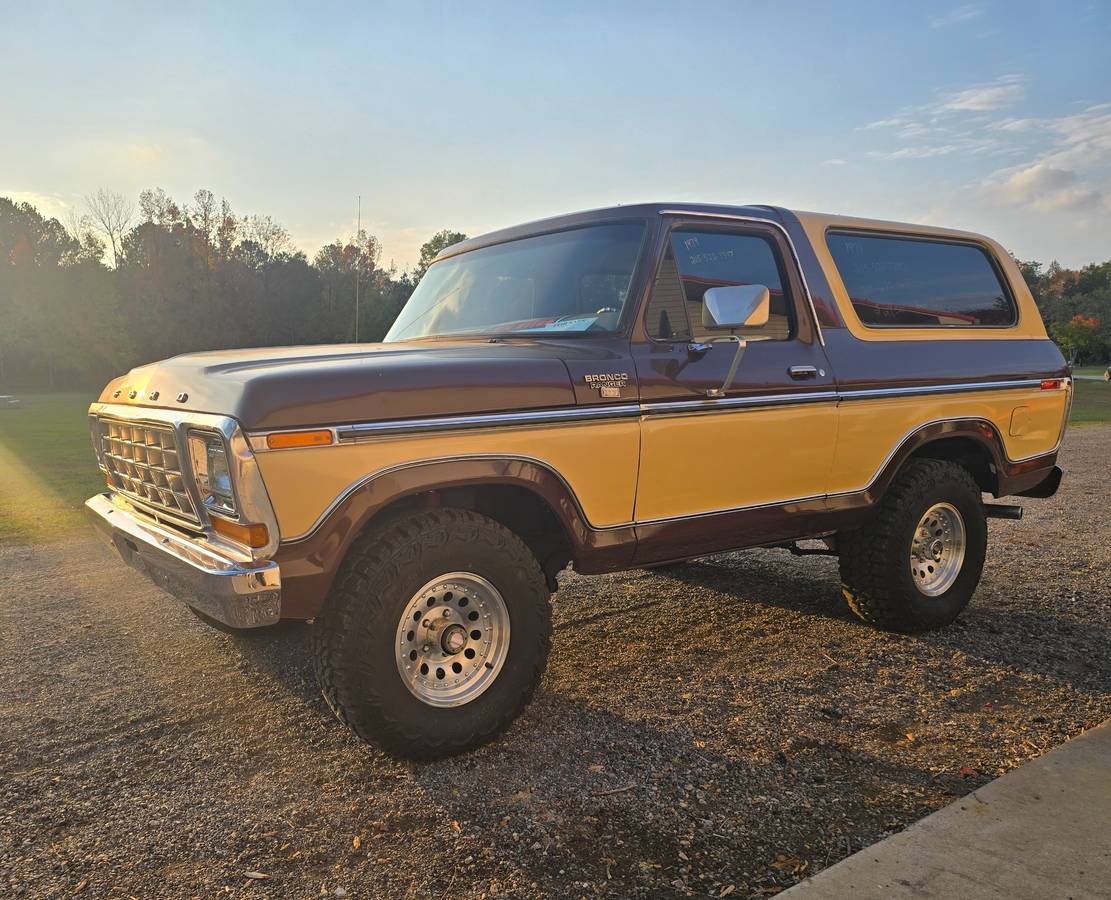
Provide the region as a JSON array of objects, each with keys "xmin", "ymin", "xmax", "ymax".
[
  {"xmin": 822, "ymin": 158, "xmax": 848, "ymax": 166},
  {"xmin": 856, "ymin": 73, "xmax": 1111, "ymax": 226},
  {"xmin": 1042, "ymin": 104, "xmax": 1111, "ymax": 168},
  {"xmin": 857, "ymin": 75, "xmax": 1026, "ymax": 158},
  {"xmin": 983, "ymin": 163, "xmax": 1104, "ymax": 213},
  {"xmin": 0, "ymin": 189, "xmax": 75, "ymax": 224},
  {"xmin": 929, "ymin": 4, "xmax": 985, "ymax": 28},
  {"xmin": 937, "ymin": 74, "xmax": 1025, "ymax": 112},
  {"xmin": 859, "ymin": 117, "xmax": 908, "ymax": 131},
  {"xmin": 868, "ymin": 145, "xmax": 962, "ymax": 160},
  {"xmin": 989, "ymin": 117, "xmax": 1040, "ymax": 133}
]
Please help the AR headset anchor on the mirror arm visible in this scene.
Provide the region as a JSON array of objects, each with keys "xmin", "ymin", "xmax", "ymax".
[{"xmin": 705, "ymin": 335, "xmax": 746, "ymax": 398}]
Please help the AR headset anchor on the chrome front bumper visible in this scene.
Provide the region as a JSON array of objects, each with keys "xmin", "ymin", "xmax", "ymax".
[{"xmin": 85, "ymin": 493, "xmax": 282, "ymax": 628}]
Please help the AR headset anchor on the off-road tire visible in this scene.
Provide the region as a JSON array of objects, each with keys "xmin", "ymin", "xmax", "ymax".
[
  {"xmin": 311, "ymin": 508, "xmax": 551, "ymax": 759},
  {"xmin": 838, "ymin": 459, "xmax": 987, "ymax": 633}
]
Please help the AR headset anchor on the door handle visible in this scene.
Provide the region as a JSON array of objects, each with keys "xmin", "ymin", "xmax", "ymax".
[{"xmin": 788, "ymin": 365, "xmax": 821, "ymax": 379}]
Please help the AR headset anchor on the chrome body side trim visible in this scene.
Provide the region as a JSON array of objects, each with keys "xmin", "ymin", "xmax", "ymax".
[
  {"xmin": 86, "ymin": 493, "xmax": 282, "ymax": 628},
  {"xmin": 334, "ymin": 403, "xmax": 642, "ymax": 442},
  {"xmin": 658, "ymin": 209, "xmax": 826, "ymax": 347},
  {"xmin": 642, "ymin": 391, "xmax": 839, "ymax": 416},
  {"xmin": 248, "ymin": 377, "xmax": 1064, "ymax": 446},
  {"xmin": 836, "ymin": 378, "xmax": 1047, "ymax": 400},
  {"xmin": 88, "ymin": 402, "xmax": 282, "ymax": 559}
]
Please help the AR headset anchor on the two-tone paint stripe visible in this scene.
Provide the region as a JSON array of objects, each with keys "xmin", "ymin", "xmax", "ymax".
[{"xmin": 247, "ymin": 378, "xmax": 1066, "ymax": 451}]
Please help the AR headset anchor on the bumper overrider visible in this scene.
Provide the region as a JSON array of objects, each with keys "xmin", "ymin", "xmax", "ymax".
[{"xmin": 86, "ymin": 493, "xmax": 282, "ymax": 627}]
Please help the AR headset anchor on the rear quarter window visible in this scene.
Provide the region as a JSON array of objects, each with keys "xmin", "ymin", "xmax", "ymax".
[{"xmin": 827, "ymin": 232, "xmax": 1017, "ymax": 328}]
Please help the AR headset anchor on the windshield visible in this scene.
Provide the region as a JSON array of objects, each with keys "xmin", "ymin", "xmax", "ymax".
[{"xmin": 385, "ymin": 222, "xmax": 647, "ymax": 341}]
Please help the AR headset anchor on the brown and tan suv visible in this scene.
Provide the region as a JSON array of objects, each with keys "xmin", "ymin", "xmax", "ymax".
[{"xmin": 86, "ymin": 203, "xmax": 1070, "ymax": 758}]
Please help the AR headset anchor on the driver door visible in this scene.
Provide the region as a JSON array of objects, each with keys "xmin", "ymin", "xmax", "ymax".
[{"xmin": 631, "ymin": 218, "xmax": 838, "ymax": 561}]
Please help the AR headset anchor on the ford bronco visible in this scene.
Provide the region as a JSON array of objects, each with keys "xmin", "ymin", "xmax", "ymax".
[{"xmin": 86, "ymin": 203, "xmax": 1071, "ymax": 758}]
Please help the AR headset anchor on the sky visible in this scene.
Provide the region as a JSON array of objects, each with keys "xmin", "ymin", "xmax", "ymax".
[{"xmin": 2, "ymin": 0, "xmax": 1110, "ymax": 269}]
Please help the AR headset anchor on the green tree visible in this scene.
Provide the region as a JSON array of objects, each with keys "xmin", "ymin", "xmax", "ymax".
[
  {"xmin": 414, "ymin": 229, "xmax": 467, "ymax": 282},
  {"xmin": 1051, "ymin": 314, "xmax": 1104, "ymax": 364}
]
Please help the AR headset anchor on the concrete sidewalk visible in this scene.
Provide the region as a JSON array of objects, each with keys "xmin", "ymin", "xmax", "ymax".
[{"xmin": 783, "ymin": 720, "xmax": 1111, "ymax": 899}]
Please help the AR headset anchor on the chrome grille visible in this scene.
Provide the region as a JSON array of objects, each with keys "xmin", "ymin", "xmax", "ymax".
[{"xmin": 94, "ymin": 417, "xmax": 199, "ymax": 524}]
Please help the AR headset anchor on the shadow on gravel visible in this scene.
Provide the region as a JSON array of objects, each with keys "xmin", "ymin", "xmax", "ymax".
[
  {"xmin": 403, "ymin": 693, "xmax": 955, "ymax": 897},
  {"xmin": 655, "ymin": 554, "xmax": 1109, "ymax": 689},
  {"xmin": 220, "ymin": 619, "xmax": 319, "ymax": 704},
  {"xmin": 935, "ymin": 607, "xmax": 1111, "ymax": 689},
  {"xmin": 646, "ymin": 552, "xmax": 855, "ymax": 623}
]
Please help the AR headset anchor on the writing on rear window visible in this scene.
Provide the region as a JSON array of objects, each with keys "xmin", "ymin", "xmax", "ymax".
[{"xmin": 827, "ymin": 232, "xmax": 1017, "ymax": 328}]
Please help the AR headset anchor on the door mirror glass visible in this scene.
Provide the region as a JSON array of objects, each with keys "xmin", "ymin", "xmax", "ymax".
[{"xmin": 701, "ymin": 284, "xmax": 771, "ymax": 330}]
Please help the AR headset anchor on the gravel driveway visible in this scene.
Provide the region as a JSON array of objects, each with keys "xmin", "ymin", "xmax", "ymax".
[{"xmin": 3, "ymin": 427, "xmax": 1109, "ymax": 899}]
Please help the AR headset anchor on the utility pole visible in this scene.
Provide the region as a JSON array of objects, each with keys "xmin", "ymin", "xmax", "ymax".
[{"xmin": 354, "ymin": 195, "xmax": 361, "ymax": 343}]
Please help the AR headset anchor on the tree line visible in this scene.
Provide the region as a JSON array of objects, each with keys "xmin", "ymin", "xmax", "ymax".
[
  {"xmin": 0, "ymin": 189, "xmax": 465, "ymax": 389},
  {"xmin": 1, "ymin": 189, "xmax": 1109, "ymax": 391},
  {"xmin": 1016, "ymin": 258, "xmax": 1111, "ymax": 366}
]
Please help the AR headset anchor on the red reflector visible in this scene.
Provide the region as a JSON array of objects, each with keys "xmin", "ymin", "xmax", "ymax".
[{"xmin": 1040, "ymin": 379, "xmax": 1063, "ymax": 390}]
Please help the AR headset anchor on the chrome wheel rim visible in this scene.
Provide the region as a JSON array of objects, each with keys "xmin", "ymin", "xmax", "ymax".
[
  {"xmin": 394, "ymin": 572, "xmax": 510, "ymax": 707},
  {"xmin": 910, "ymin": 502, "xmax": 966, "ymax": 596}
]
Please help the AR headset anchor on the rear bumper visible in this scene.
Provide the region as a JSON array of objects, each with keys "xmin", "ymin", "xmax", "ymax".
[
  {"xmin": 1016, "ymin": 465, "xmax": 1063, "ymax": 499},
  {"xmin": 85, "ymin": 493, "xmax": 282, "ymax": 628}
]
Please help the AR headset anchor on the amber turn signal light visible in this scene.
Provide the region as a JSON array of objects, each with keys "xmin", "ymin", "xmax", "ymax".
[
  {"xmin": 266, "ymin": 429, "xmax": 333, "ymax": 450},
  {"xmin": 211, "ymin": 515, "xmax": 270, "ymax": 548}
]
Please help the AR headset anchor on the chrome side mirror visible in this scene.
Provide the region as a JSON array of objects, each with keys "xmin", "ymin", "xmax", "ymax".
[
  {"xmin": 691, "ymin": 285, "xmax": 772, "ymax": 400},
  {"xmin": 701, "ymin": 284, "xmax": 771, "ymax": 330}
]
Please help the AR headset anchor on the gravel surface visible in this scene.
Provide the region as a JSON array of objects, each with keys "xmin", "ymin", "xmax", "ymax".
[{"xmin": 2, "ymin": 426, "xmax": 1109, "ymax": 899}]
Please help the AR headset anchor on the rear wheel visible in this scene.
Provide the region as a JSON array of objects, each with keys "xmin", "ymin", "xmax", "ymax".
[
  {"xmin": 838, "ymin": 459, "xmax": 987, "ymax": 632},
  {"xmin": 311, "ymin": 508, "xmax": 551, "ymax": 759}
]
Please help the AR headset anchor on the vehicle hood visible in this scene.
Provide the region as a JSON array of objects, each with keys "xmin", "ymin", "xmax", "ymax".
[{"xmin": 96, "ymin": 340, "xmax": 617, "ymax": 431}]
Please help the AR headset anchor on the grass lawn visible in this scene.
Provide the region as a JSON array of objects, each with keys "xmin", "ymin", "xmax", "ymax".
[
  {"xmin": 1069, "ymin": 377, "xmax": 1111, "ymax": 426},
  {"xmin": 1073, "ymin": 365, "xmax": 1109, "ymax": 377},
  {"xmin": 0, "ymin": 392, "xmax": 103, "ymax": 544},
  {"xmin": 1, "ymin": 385, "xmax": 1108, "ymax": 546}
]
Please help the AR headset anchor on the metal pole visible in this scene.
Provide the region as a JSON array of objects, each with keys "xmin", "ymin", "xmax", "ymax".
[{"xmin": 355, "ymin": 195, "xmax": 361, "ymax": 343}]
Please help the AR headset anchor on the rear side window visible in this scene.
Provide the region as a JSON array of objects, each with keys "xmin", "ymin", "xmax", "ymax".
[{"xmin": 827, "ymin": 232, "xmax": 1016, "ymax": 328}]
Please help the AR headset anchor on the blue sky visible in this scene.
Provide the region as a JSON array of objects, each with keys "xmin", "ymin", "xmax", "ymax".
[{"xmin": 3, "ymin": 0, "xmax": 1109, "ymax": 268}]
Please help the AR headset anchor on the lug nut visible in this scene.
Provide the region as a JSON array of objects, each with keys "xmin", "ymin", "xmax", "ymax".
[
  {"xmin": 442, "ymin": 608, "xmax": 451, "ymax": 618},
  {"xmin": 422, "ymin": 644, "xmax": 431, "ymax": 653}
]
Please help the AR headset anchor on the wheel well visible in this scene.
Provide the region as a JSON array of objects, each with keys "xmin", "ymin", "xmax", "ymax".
[
  {"xmin": 907, "ymin": 436, "xmax": 997, "ymax": 495},
  {"xmin": 360, "ymin": 484, "xmax": 573, "ymax": 590}
]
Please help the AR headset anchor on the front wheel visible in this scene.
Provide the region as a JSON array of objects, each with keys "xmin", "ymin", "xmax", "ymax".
[
  {"xmin": 838, "ymin": 459, "xmax": 987, "ymax": 632},
  {"xmin": 312, "ymin": 508, "xmax": 552, "ymax": 759}
]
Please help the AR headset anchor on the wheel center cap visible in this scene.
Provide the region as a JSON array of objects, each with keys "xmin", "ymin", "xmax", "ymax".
[
  {"xmin": 930, "ymin": 539, "xmax": 944, "ymax": 560},
  {"xmin": 441, "ymin": 624, "xmax": 467, "ymax": 655}
]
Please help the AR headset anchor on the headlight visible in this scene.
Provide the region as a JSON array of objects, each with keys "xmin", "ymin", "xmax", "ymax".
[{"xmin": 187, "ymin": 431, "xmax": 237, "ymax": 516}]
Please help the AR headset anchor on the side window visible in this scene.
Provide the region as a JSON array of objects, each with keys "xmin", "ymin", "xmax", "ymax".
[
  {"xmin": 827, "ymin": 232, "xmax": 1017, "ymax": 327},
  {"xmin": 645, "ymin": 229, "xmax": 793, "ymax": 341}
]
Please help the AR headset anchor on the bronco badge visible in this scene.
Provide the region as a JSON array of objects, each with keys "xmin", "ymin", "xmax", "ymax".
[{"xmin": 584, "ymin": 372, "xmax": 628, "ymax": 398}]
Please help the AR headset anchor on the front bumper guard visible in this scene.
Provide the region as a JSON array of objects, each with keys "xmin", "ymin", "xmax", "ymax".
[{"xmin": 86, "ymin": 493, "xmax": 281, "ymax": 628}]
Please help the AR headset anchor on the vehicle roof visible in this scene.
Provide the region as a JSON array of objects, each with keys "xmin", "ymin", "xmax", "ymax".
[{"xmin": 435, "ymin": 202, "xmax": 993, "ymax": 261}]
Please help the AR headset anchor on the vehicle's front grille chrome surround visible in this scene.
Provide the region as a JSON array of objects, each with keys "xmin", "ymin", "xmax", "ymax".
[{"xmin": 93, "ymin": 417, "xmax": 199, "ymax": 524}]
